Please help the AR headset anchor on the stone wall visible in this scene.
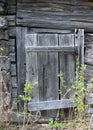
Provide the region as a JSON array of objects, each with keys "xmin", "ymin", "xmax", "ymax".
[
  {"xmin": 0, "ymin": 0, "xmax": 11, "ymax": 109},
  {"xmin": 7, "ymin": 0, "xmax": 17, "ymax": 109}
]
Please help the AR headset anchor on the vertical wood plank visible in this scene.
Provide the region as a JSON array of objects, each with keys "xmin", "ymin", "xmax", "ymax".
[
  {"xmin": 66, "ymin": 54, "xmax": 75, "ymax": 97},
  {"xmin": 59, "ymin": 34, "xmax": 75, "ymax": 98},
  {"xmin": 16, "ymin": 27, "xmax": 22, "ymax": 100},
  {"xmin": 75, "ymin": 29, "xmax": 84, "ymax": 64},
  {"xmin": 25, "ymin": 34, "xmax": 39, "ymax": 102},
  {"xmin": 37, "ymin": 34, "xmax": 59, "ymax": 117},
  {"xmin": 16, "ymin": 27, "xmax": 27, "ymax": 110},
  {"xmin": 80, "ymin": 29, "xmax": 84, "ymax": 64},
  {"xmin": 59, "ymin": 54, "xmax": 68, "ymax": 98}
]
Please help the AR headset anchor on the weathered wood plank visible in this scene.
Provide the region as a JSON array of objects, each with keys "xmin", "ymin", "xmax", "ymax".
[
  {"xmin": 25, "ymin": 34, "xmax": 39, "ymax": 102},
  {"xmin": 59, "ymin": 34, "xmax": 75, "ymax": 98},
  {"xmin": 18, "ymin": 0, "xmax": 87, "ymax": 4},
  {"xmin": 16, "ymin": 27, "xmax": 22, "ymax": 100},
  {"xmin": 59, "ymin": 34, "xmax": 74, "ymax": 47},
  {"xmin": 17, "ymin": 10, "xmax": 93, "ymax": 30},
  {"xmin": 28, "ymin": 99, "xmax": 76, "ymax": 111},
  {"xmin": 16, "ymin": 27, "xmax": 25, "ymax": 105},
  {"xmin": 17, "ymin": 18, "xmax": 93, "ymax": 31},
  {"xmin": 79, "ymin": 29, "xmax": 84, "ymax": 64},
  {"xmin": 66, "ymin": 55, "xmax": 75, "ymax": 96},
  {"xmin": 29, "ymin": 28, "xmax": 73, "ymax": 34},
  {"xmin": 26, "ymin": 46, "xmax": 76, "ymax": 52},
  {"xmin": 17, "ymin": 1, "xmax": 93, "ymax": 13},
  {"xmin": 17, "ymin": 11, "xmax": 93, "ymax": 21},
  {"xmin": 75, "ymin": 29, "xmax": 84, "ymax": 64},
  {"xmin": 16, "ymin": 27, "xmax": 27, "ymax": 110},
  {"xmin": 59, "ymin": 54, "xmax": 67, "ymax": 97}
]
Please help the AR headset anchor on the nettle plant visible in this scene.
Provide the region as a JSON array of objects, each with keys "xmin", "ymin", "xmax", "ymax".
[
  {"xmin": 19, "ymin": 81, "xmax": 34, "ymax": 103},
  {"xmin": 71, "ymin": 61, "xmax": 87, "ymax": 121},
  {"xmin": 49, "ymin": 61, "xmax": 87, "ymax": 129},
  {"xmin": 14, "ymin": 81, "xmax": 38, "ymax": 130}
]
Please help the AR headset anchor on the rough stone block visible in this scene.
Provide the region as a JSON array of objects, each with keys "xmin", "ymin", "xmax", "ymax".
[{"xmin": 0, "ymin": 17, "xmax": 7, "ymax": 28}]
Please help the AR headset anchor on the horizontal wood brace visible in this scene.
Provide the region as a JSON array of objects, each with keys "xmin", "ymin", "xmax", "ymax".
[
  {"xmin": 28, "ymin": 99, "xmax": 76, "ymax": 111},
  {"xmin": 25, "ymin": 46, "xmax": 77, "ymax": 52}
]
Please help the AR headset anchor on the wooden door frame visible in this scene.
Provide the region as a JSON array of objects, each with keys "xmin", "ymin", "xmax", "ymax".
[{"xmin": 16, "ymin": 27, "xmax": 27, "ymax": 110}]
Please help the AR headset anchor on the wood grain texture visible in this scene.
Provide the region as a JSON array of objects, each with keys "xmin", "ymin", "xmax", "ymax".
[
  {"xmin": 59, "ymin": 34, "xmax": 75, "ymax": 98},
  {"xmin": 17, "ymin": 0, "xmax": 91, "ymax": 12},
  {"xmin": 25, "ymin": 34, "xmax": 39, "ymax": 102},
  {"xmin": 16, "ymin": 1, "xmax": 93, "ymax": 31},
  {"xmin": 75, "ymin": 29, "xmax": 84, "ymax": 64},
  {"xmin": 16, "ymin": 27, "xmax": 27, "ymax": 110},
  {"xmin": 28, "ymin": 99, "xmax": 76, "ymax": 111},
  {"xmin": 26, "ymin": 46, "xmax": 76, "ymax": 52},
  {"xmin": 28, "ymin": 28, "xmax": 73, "ymax": 34},
  {"xmin": 17, "ymin": 11, "xmax": 93, "ymax": 31}
]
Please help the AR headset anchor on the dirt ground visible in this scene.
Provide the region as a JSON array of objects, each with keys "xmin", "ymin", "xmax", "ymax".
[
  {"xmin": 13, "ymin": 124, "xmax": 56, "ymax": 130},
  {"xmin": 30, "ymin": 124, "xmax": 54, "ymax": 130}
]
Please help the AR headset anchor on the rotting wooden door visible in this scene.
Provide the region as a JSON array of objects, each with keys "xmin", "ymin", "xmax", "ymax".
[{"xmin": 25, "ymin": 29, "xmax": 84, "ymax": 117}]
